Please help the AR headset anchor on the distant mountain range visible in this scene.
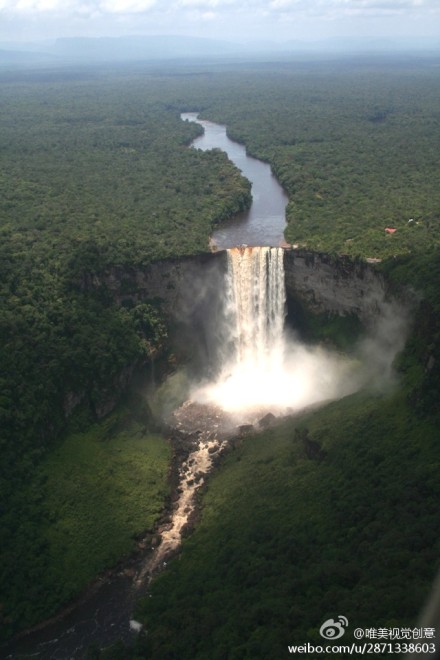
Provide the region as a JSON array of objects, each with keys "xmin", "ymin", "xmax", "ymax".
[
  {"xmin": 1, "ymin": 34, "xmax": 439, "ymax": 67},
  {"xmin": 0, "ymin": 35, "xmax": 247, "ymax": 66}
]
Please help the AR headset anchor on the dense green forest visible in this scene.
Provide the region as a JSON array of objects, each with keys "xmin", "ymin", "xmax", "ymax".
[
  {"xmin": 0, "ymin": 71, "xmax": 251, "ymax": 640},
  {"xmin": 174, "ymin": 63, "xmax": 440, "ymax": 260},
  {"xmin": 1, "ymin": 58, "xmax": 440, "ymax": 656}
]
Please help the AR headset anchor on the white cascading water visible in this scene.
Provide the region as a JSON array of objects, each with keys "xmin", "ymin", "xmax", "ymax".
[
  {"xmin": 193, "ymin": 245, "xmax": 361, "ymax": 418},
  {"xmin": 226, "ymin": 246, "xmax": 285, "ymax": 370}
]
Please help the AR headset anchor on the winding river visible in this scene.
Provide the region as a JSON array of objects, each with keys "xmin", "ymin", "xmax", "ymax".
[
  {"xmin": 182, "ymin": 112, "xmax": 288, "ymax": 248},
  {"xmin": 4, "ymin": 116, "xmax": 289, "ymax": 659}
]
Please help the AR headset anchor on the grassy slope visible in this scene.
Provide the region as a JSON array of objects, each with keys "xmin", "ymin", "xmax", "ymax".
[
  {"xmin": 1, "ymin": 406, "xmax": 171, "ymax": 639},
  {"xmin": 42, "ymin": 420, "xmax": 169, "ymax": 599}
]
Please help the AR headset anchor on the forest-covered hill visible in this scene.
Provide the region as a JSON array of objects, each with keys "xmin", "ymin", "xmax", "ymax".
[{"xmin": 1, "ymin": 58, "xmax": 440, "ymax": 654}]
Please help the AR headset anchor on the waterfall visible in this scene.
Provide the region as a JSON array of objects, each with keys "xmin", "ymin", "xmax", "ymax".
[
  {"xmin": 225, "ymin": 246, "xmax": 286, "ymax": 370},
  {"xmin": 193, "ymin": 244, "xmax": 361, "ymax": 418},
  {"xmin": 194, "ymin": 245, "xmax": 299, "ymax": 416}
]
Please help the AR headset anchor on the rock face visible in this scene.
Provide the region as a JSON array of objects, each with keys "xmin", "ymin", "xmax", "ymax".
[
  {"xmin": 89, "ymin": 249, "xmax": 391, "ymax": 328},
  {"xmin": 283, "ymin": 249, "xmax": 389, "ymax": 325},
  {"xmin": 84, "ymin": 247, "xmax": 406, "ymax": 379},
  {"xmin": 86, "ymin": 252, "xmax": 227, "ymax": 320},
  {"xmin": 86, "ymin": 251, "xmax": 228, "ymax": 370},
  {"xmin": 72, "ymin": 248, "xmax": 403, "ymax": 420}
]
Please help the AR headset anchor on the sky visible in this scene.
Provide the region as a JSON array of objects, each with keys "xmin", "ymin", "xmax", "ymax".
[{"xmin": 0, "ymin": 0, "xmax": 439, "ymax": 45}]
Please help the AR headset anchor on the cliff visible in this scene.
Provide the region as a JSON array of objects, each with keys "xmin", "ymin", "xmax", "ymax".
[
  {"xmin": 283, "ymin": 249, "xmax": 390, "ymax": 325},
  {"xmin": 85, "ymin": 252, "xmax": 227, "ymax": 320},
  {"xmin": 71, "ymin": 248, "xmax": 409, "ymax": 419},
  {"xmin": 89, "ymin": 249, "xmax": 393, "ymax": 325}
]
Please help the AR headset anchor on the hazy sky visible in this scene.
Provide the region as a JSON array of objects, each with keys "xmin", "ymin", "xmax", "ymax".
[{"xmin": 1, "ymin": 0, "xmax": 439, "ymax": 44}]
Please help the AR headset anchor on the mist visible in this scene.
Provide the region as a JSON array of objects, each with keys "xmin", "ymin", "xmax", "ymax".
[
  {"xmin": 193, "ymin": 341, "xmax": 358, "ymax": 419},
  {"xmin": 185, "ymin": 248, "xmax": 411, "ymax": 427}
]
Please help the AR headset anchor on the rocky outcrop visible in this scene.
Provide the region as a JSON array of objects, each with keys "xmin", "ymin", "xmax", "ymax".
[
  {"xmin": 63, "ymin": 363, "xmax": 137, "ymax": 420},
  {"xmin": 82, "ymin": 252, "xmax": 227, "ymax": 320},
  {"xmin": 85, "ymin": 249, "xmax": 392, "ymax": 328},
  {"xmin": 283, "ymin": 249, "xmax": 389, "ymax": 325},
  {"xmin": 68, "ymin": 248, "xmax": 407, "ymax": 422},
  {"xmin": 81, "ymin": 252, "xmax": 228, "ymax": 372}
]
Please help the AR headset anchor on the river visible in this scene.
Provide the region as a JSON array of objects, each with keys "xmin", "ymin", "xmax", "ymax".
[
  {"xmin": 3, "ymin": 115, "xmax": 289, "ymax": 659},
  {"xmin": 181, "ymin": 112, "xmax": 288, "ymax": 248}
]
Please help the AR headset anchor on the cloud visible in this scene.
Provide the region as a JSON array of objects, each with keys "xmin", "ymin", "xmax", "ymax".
[
  {"xmin": 261, "ymin": 0, "xmax": 440, "ymax": 30},
  {"xmin": 178, "ymin": 0, "xmax": 231, "ymax": 6},
  {"xmin": 2, "ymin": 0, "xmax": 68, "ymax": 11},
  {"xmin": 270, "ymin": 0, "xmax": 303, "ymax": 8},
  {"xmin": 0, "ymin": 0, "xmax": 256, "ymax": 12},
  {"xmin": 268, "ymin": 0, "xmax": 438, "ymax": 15},
  {"xmin": 0, "ymin": 0, "xmax": 158, "ymax": 12},
  {"xmin": 99, "ymin": 0, "xmax": 156, "ymax": 14},
  {"xmin": 200, "ymin": 10, "xmax": 217, "ymax": 20},
  {"xmin": 0, "ymin": 0, "xmax": 438, "ymax": 40},
  {"xmin": 1, "ymin": 0, "xmax": 438, "ymax": 17}
]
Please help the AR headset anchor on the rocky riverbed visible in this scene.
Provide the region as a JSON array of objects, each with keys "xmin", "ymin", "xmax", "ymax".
[{"xmin": 136, "ymin": 402, "xmax": 233, "ymax": 584}]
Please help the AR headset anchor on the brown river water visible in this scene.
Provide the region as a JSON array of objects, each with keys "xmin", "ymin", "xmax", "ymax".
[{"xmin": 182, "ymin": 112, "xmax": 288, "ymax": 248}]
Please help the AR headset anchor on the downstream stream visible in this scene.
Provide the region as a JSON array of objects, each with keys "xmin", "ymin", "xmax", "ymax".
[{"xmin": 5, "ymin": 116, "xmax": 289, "ymax": 659}]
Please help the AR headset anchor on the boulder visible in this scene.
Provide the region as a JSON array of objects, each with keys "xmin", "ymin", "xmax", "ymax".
[{"xmin": 258, "ymin": 412, "xmax": 276, "ymax": 429}]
